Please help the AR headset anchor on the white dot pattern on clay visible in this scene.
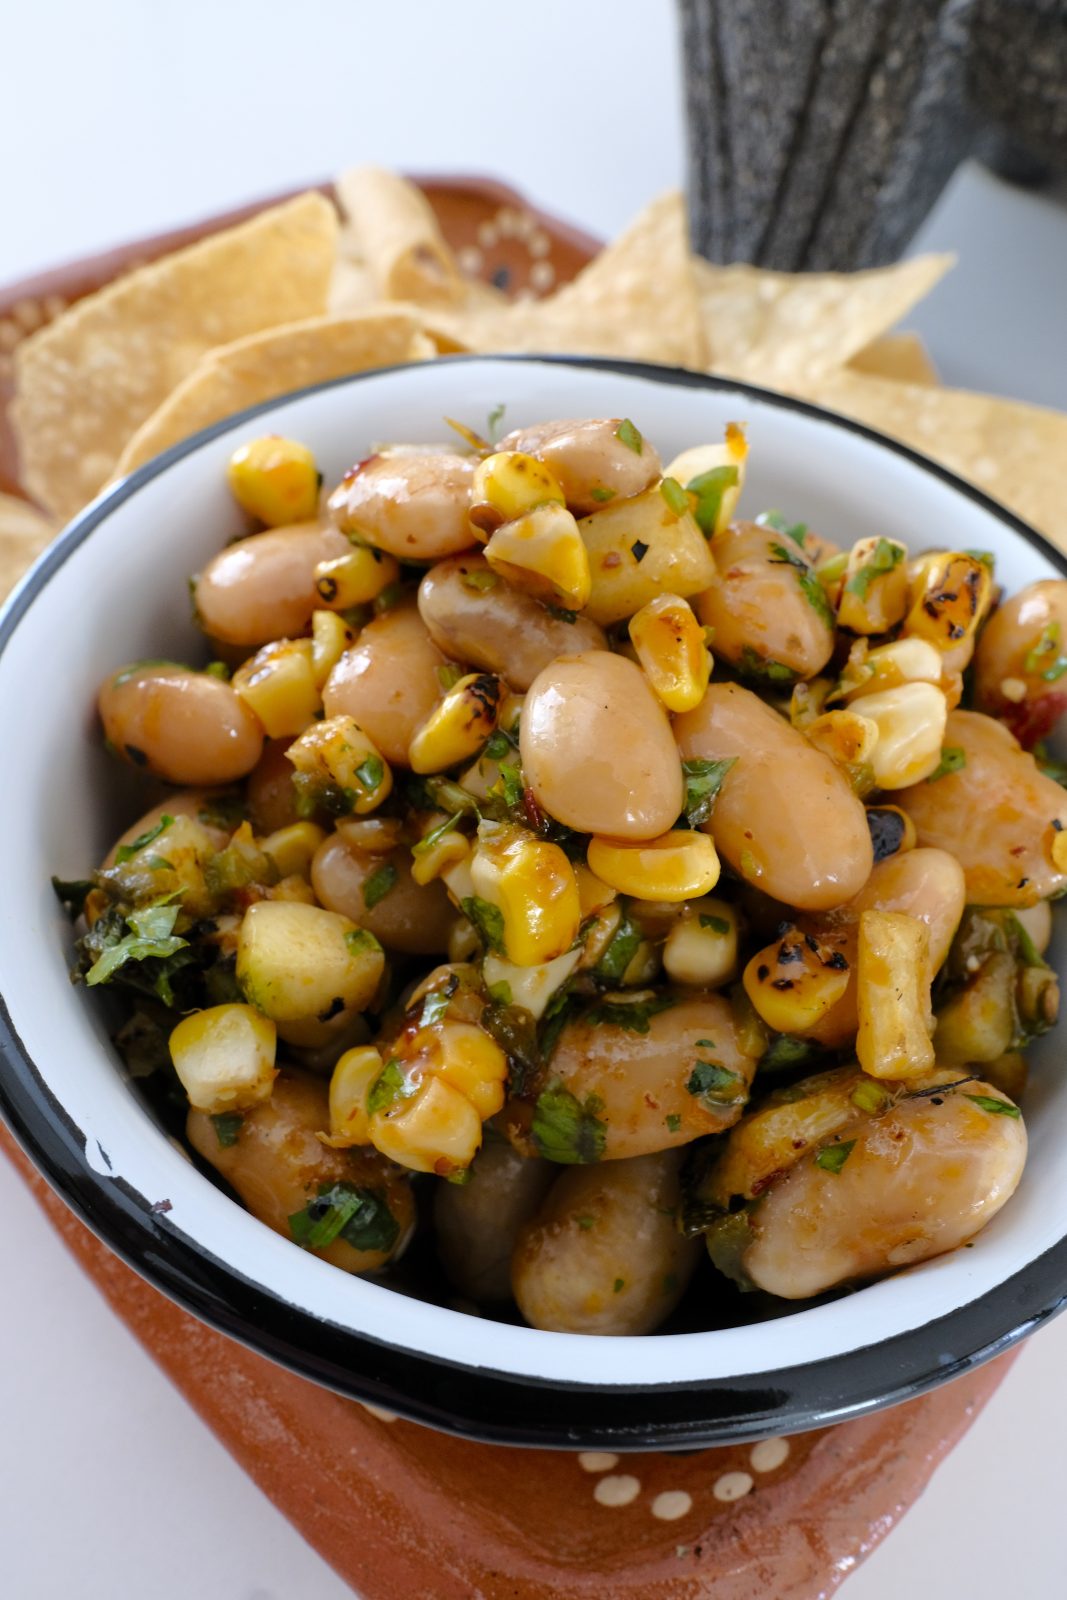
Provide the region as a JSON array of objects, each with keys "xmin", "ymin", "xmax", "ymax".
[
  {"xmin": 593, "ymin": 1474, "xmax": 642, "ymax": 1507},
  {"xmin": 578, "ymin": 1451, "xmax": 620, "ymax": 1473},
  {"xmin": 750, "ymin": 1437, "xmax": 791, "ymax": 1473},
  {"xmin": 713, "ymin": 1470, "xmax": 754, "ymax": 1503},
  {"xmin": 651, "ymin": 1490, "xmax": 693, "ymax": 1521}
]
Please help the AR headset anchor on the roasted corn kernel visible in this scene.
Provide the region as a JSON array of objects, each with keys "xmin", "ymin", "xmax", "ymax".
[
  {"xmin": 586, "ymin": 830, "xmax": 720, "ymax": 903},
  {"xmin": 314, "ymin": 545, "xmax": 399, "ymax": 609},
  {"xmin": 904, "ymin": 551, "xmax": 993, "ymax": 653},
  {"xmin": 286, "ymin": 714, "xmax": 392, "ymax": 815},
  {"xmin": 168, "ymin": 1003, "xmax": 277, "ymax": 1115},
  {"xmin": 260, "ymin": 821, "xmax": 327, "ymax": 880},
  {"xmin": 742, "ymin": 925, "xmax": 851, "ymax": 1033},
  {"xmin": 470, "ymin": 821, "xmax": 581, "ymax": 966},
  {"xmin": 236, "ymin": 900, "xmax": 385, "ymax": 1022},
  {"xmin": 325, "ymin": 1044, "xmax": 384, "ymax": 1147},
  {"xmin": 410, "ymin": 813, "xmax": 472, "ymax": 886},
  {"xmin": 856, "ymin": 681, "xmax": 948, "ymax": 788},
  {"xmin": 366, "ymin": 1017, "xmax": 510, "ymax": 1174},
  {"xmin": 805, "ymin": 709, "xmax": 879, "ymax": 770},
  {"xmin": 226, "ymin": 435, "xmax": 321, "ymax": 526},
  {"xmin": 231, "ymin": 638, "xmax": 320, "ymax": 738},
  {"xmin": 836, "ymin": 537, "xmax": 909, "ymax": 634},
  {"xmin": 370, "ymin": 1075, "xmax": 484, "ymax": 1175},
  {"xmin": 310, "ymin": 609, "xmax": 355, "ymax": 688},
  {"xmin": 856, "ymin": 909, "xmax": 935, "ymax": 1081},
  {"xmin": 578, "ymin": 485, "xmax": 716, "ymax": 626},
  {"xmin": 408, "ymin": 673, "xmax": 504, "ymax": 775},
  {"xmin": 662, "ymin": 898, "xmax": 739, "ymax": 988},
  {"xmin": 483, "ymin": 503, "xmax": 591, "ymax": 611},
  {"xmin": 837, "ymin": 636, "xmax": 944, "ymax": 703},
  {"xmin": 573, "ymin": 862, "xmax": 618, "ymax": 919},
  {"xmin": 482, "ymin": 949, "xmax": 582, "ymax": 1019},
  {"xmin": 628, "ymin": 593, "xmax": 711, "ymax": 712},
  {"xmin": 664, "ymin": 422, "xmax": 748, "ymax": 537},
  {"xmin": 469, "ymin": 451, "xmax": 566, "ymax": 536}
]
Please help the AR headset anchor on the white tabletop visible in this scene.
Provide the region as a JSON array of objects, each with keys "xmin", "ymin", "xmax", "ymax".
[{"xmin": 3, "ymin": 3, "xmax": 1067, "ymax": 1596}]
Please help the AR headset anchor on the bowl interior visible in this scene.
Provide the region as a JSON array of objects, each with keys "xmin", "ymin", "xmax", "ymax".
[{"xmin": 2, "ymin": 355, "xmax": 1065, "ymax": 1403}]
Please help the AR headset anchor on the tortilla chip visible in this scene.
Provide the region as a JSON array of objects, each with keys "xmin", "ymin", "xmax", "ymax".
[
  {"xmin": 695, "ymin": 254, "xmax": 953, "ymax": 387},
  {"xmin": 336, "ymin": 166, "xmax": 466, "ymax": 308},
  {"xmin": 12, "ymin": 193, "xmax": 338, "ymax": 521},
  {"xmin": 0, "ymin": 491, "xmax": 57, "ymax": 602},
  {"xmin": 113, "ymin": 309, "xmax": 435, "ymax": 478},
  {"xmin": 804, "ymin": 368, "xmax": 1067, "ymax": 548},
  {"xmin": 432, "ymin": 192, "xmax": 706, "ymax": 368},
  {"xmin": 849, "ymin": 332, "xmax": 939, "ymax": 386}
]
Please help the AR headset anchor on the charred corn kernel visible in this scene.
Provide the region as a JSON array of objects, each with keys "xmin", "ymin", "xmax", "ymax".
[
  {"xmin": 325, "ymin": 1044, "xmax": 384, "ymax": 1147},
  {"xmin": 587, "ymin": 830, "xmax": 720, "ymax": 903},
  {"xmin": 236, "ymin": 900, "xmax": 385, "ymax": 1023},
  {"xmin": 336, "ymin": 815, "xmax": 405, "ymax": 853},
  {"xmin": 743, "ymin": 925, "xmax": 851, "ymax": 1033},
  {"xmin": 664, "ymin": 422, "xmax": 748, "ymax": 537},
  {"xmin": 469, "ymin": 451, "xmax": 565, "ymax": 536},
  {"xmin": 904, "ymin": 551, "xmax": 993, "ymax": 652},
  {"xmin": 231, "ymin": 638, "xmax": 320, "ymax": 738},
  {"xmin": 574, "ymin": 862, "xmax": 617, "ymax": 919},
  {"xmin": 168, "ymin": 1004, "xmax": 277, "ymax": 1115},
  {"xmin": 483, "ymin": 503, "xmax": 591, "ymax": 610},
  {"xmin": 836, "ymin": 537, "xmax": 909, "ymax": 634},
  {"xmin": 865, "ymin": 804, "xmax": 917, "ymax": 862},
  {"xmin": 662, "ymin": 898, "xmax": 739, "ymax": 988},
  {"xmin": 260, "ymin": 821, "xmax": 327, "ymax": 880},
  {"xmin": 410, "ymin": 813, "xmax": 472, "ymax": 886},
  {"xmin": 857, "ymin": 681, "xmax": 947, "ymax": 788},
  {"xmin": 628, "ymin": 593, "xmax": 711, "ymax": 712},
  {"xmin": 856, "ymin": 910, "xmax": 935, "ymax": 1081},
  {"xmin": 470, "ymin": 822, "xmax": 581, "ymax": 966},
  {"xmin": 286, "ymin": 714, "xmax": 392, "ymax": 815},
  {"xmin": 805, "ymin": 709, "xmax": 879, "ymax": 769},
  {"xmin": 226, "ymin": 435, "xmax": 320, "ymax": 526},
  {"xmin": 408, "ymin": 673, "xmax": 504, "ymax": 775},
  {"xmin": 310, "ymin": 609, "xmax": 355, "ymax": 689},
  {"xmin": 448, "ymin": 915, "xmax": 481, "ymax": 963},
  {"xmin": 315, "ymin": 546, "xmax": 399, "ymax": 609},
  {"xmin": 841, "ymin": 636, "xmax": 943, "ymax": 702},
  {"xmin": 370, "ymin": 1074, "xmax": 484, "ymax": 1175},
  {"xmin": 482, "ymin": 949, "xmax": 583, "ymax": 1019}
]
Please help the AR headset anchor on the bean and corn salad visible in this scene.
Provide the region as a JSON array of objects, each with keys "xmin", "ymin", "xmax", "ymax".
[{"xmin": 56, "ymin": 412, "xmax": 1066, "ymax": 1333}]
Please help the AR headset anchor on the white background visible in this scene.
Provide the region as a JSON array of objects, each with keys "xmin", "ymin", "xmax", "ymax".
[{"xmin": 3, "ymin": 2, "xmax": 1067, "ymax": 1596}]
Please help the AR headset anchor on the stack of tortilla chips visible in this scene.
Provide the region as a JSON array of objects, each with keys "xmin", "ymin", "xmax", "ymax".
[{"xmin": 3, "ymin": 167, "xmax": 1065, "ymax": 599}]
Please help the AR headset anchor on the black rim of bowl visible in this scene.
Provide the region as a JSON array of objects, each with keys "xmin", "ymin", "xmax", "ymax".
[{"xmin": 2, "ymin": 353, "xmax": 1067, "ymax": 1450}]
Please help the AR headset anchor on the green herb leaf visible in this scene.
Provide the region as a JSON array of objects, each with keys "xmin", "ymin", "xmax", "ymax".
[
  {"xmin": 1024, "ymin": 621, "xmax": 1067, "ymax": 681},
  {"xmin": 419, "ymin": 987, "xmax": 453, "ymax": 1027},
  {"xmin": 665, "ymin": 1112, "xmax": 682, "ymax": 1133},
  {"xmin": 687, "ymin": 466, "xmax": 739, "ymax": 536},
  {"xmin": 814, "ymin": 1139, "xmax": 856, "ymax": 1174},
  {"xmin": 363, "ymin": 862, "xmax": 398, "ymax": 909},
  {"xmin": 345, "ymin": 927, "xmax": 383, "ymax": 956},
  {"xmin": 756, "ymin": 509, "xmax": 808, "ymax": 548},
  {"xmin": 964, "ymin": 1093, "xmax": 1022, "ymax": 1119},
  {"xmin": 585, "ymin": 995, "xmax": 676, "ymax": 1034},
  {"xmin": 843, "ymin": 537, "xmax": 904, "ymax": 600},
  {"xmin": 436, "ymin": 663, "xmax": 464, "ymax": 691},
  {"xmin": 851, "ymin": 1079, "xmax": 889, "ymax": 1115},
  {"xmin": 367, "ymin": 1059, "xmax": 408, "ymax": 1116},
  {"xmin": 613, "ymin": 1277, "xmax": 625, "ymax": 1293},
  {"xmin": 459, "ymin": 566, "xmax": 500, "ymax": 593},
  {"xmin": 411, "ymin": 812, "xmax": 464, "ymax": 861},
  {"xmin": 84, "ymin": 899, "xmax": 188, "ymax": 993},
  {"xmin": 737, "ymin": 645, "xmax": 796, "ymax": 684},
  {"xmin": 589, "ymin": 487, "xmax": 615, "ymax": 503},
  {"xmin": 355, "ymin": 754, "xmax": 385, "ymax": 791},
  {"xmin": 698, "ymin": 913, "xmax": 730, "ymax": 934},
  {"xmin": 210, "ymin": 1111, "xmax": 243, "ymax": 1148},
  {"xmin": 545, "ymin": 603, "xmax": 579, "ymax": 623},
  {"xmin": 532, "ymin": 1084, "xmax": 607, "ymax": 1164},
  {"xmin": 461, "ymin": 894, "xmax": 507, "ymax": 955},
  {"xmin": 927, "ymin": 747, "xmax": 966, "ymax": 782},
  {"xmin": 758, "ymin": 1034, "xmax": 820, "ymax": 1073},
  {"xmin": 659, "ymin": 476, "xmax": 690, "ymax": 518},
  {"xmin": 483, "ymin": 729, "xmax": 514, "ymax": 762},
  {"xmin": 686, "ymin": 1059, "xmax": 743, "ymax": 1105},
  {"xmin": 204, "ymin": 660, "xmax": 231, "ymax": 680},
  {"xmin": 114, "ymin": 814, "xmax": 175, "ymax": 864},
  {"xmin": 486, "ymin": 979, "xmax": 513, "ymax": 1005},
  {"xmin": 963, "ymin": 548, "xmax": 995, "ymax": 572},
  {"xmin": 289, "ymin": 1181, "xmax": 399, "ymax": 1253},
  {"xmin": 487, "ymin": 402, "xmax": 506, "ymax": 444},
  {"xmin": 595, "ymin": 914, "xmax": 642, "ymax": 982},
  {"xmin": 615, "ymin": 418, "xmax": 643, "ymax": 455},
  {"xmin": 681, "ymin": 757, "xmax": 736, "ymax": 827},
  {"xmin": 577, "ymin": 1213, "xmax": 596, "ymax": 1229}
]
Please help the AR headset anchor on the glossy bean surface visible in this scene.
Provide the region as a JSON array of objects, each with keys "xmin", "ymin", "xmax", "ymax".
[
  {"xmin": 323, "ymin": 599, "xmax": 449, "ymax": 766},
  {"xmin": 329, "ymin": 451, "xmax": 477, "ymax": 560},
  {"xmin": 98, "ymin": 664, "xmax": 264, "ymax": 785},
  {"xmin": 193, "ymin": 520, "xmax": 349, "ymax": 647}
]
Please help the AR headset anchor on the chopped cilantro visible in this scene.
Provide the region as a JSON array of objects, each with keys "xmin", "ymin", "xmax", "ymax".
[
  {"xmin": 436, "ymin": 664, "xmax": 463, "ymax": 691},
  {"xmin": 1025, "ymin": 621, "xmax": 1067, "ymax": 681},
  {"xmin": 345, "ymin": 927, "xmax": 382, "ymax": 956},
  {"xmin": 615, "ymin": 418, "xmax": 643, "ymax": 454},
  {"xmin": 532, "ymin": 1084, "xmax": 607, "ymax": 1163},
  {"xmin": 84, "ymin": 898, "xmax": 188, "ymax": 997},
  {"xmin": 687, "ymin": 466, "xmax": 739, "ymax": 536},
  {"xmin": 814, "ymin": 1139, "xmax": 856, "ymax": 1174},
  {"xmin": 210, "ymin": 1112, "xmax": 243, "ymax": 1148},
  {"xmin": 963, "ymin": 548, "xmax": 995, "ymax": 572},
  {"xmin": 204, "ymin": 660, "xmax": 231, "ymax": 680},
  {"xmin": 51, "ymin": 877, "xmax": 96, "ymax": 919},
  {"xmin": 964, "ymin": 1094, "xmax": 1022, "ymax": 1119},
  {"xmin": 483, "ymin": 728, "xmax": 516, "ymax": 762},
  {"xmin": 362, "ymin": 862, "xmax": 398, "ymax": 909},
  {"xmin": 419, "ymin": 985, "xmax": 454, "ymax": 1027},
  {"xmin": 585, "ymin": 995, "xmax": 675, "ymax": 1034},
  {"xmin": 666, "ymin": 1112, "xmax": 682, "ymax": 1133},
  {"xmin": 459, "ymin": 566, "xmax": 500, "ymax": 593},
  {"xmin": 595, "ymin": 914, "xmax": 642, "ymax": 982},
  {"xmin": 461, "ymin": 894, "xmax": 507, "ymax": 954},
  {"xmin": 546, "ymin": 603, "xmax": 579, "ymax": 623},
  {"xmin": 686, "ymin": 1059, "xmax": 742, "ymax": 1105},
  {"xmin": 412, "ymin": 812, "xmax": 463, "ymax": 859},
  {"xmin": 486, "ymin": 979, "xmax": 513, "ymax": 1005},
  {"xmin": 659, "ymin": 477, "xmax": 691, "ymax": 518},
  {"xmin": 927, "ymin": 747, "xmax": 966, "ymax": 782},
  {"xmin": 759, "ymin": 1034, "xmax": 819, "ymax": 1073},
  {"xmin": 367, "ymin": 1058, "xmax": 408, "ymax": 1116},
  {"xmin": 354, "ymin": 754, "xmax": 385, "ymax": 793},
  {"xmin": 756, "ymin": 510, "xmax": 808, "ymax": 548},
  {"xmin": 576, "ymin": 1214, "xmax": 596, "ymax": 1229},
  {"xmin": 681, "ymin": 757, "xmax": 736, "ymax": 827},
  {"xmin": 496, "ymin": 762, "xmax": 525, "ymax": 810},
  {"xmin": 487, "ymin": 402, "xmax": 506, "ymax": 444},
  {"xmin": 737, "ymin": 646, "xmax": 795, "ymax": 684},
  {"xmin": 589, "ymin": 487, "xmax": 615, "ymax": 503},
  {"xmin": 613, "ymin": 1277, "xmax": 625, "ymax": 1294},
  {"xmin": 851, "ymin": 1079, "xmax": 889, "ymax": 1115},
  {"xmin": 288, "ymin": 1182, "xmax": 399, "ymax": 1253},
  {"xmin": 698, "ymin": 913, "xmax": 730, "ymax": 934},
  {"xmin": 114, "ymin": 814, "xmax": 174, "ymax": 864}
]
